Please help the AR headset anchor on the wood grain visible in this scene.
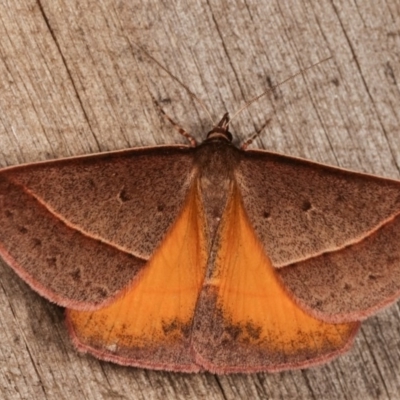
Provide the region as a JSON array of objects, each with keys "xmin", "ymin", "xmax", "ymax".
[{"xmin": 0, "ymin": 0, "xmax": 399, "ymax": 398}]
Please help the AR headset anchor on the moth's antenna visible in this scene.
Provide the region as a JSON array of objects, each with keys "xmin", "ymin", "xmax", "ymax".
[
  {"xmin": 230, "ymin": 56, "xmax": 333, "ymax": 123},
  {"xmin": 241, "ymin": 118, "xmax": 272, "ymax": 150},
  {"xmin": 150, "ymin": 93, "xmax": 197, "ymax": 147},
  {"xmin": 132, "ymin": 43, "xmax": 215, "ymax": 125}
]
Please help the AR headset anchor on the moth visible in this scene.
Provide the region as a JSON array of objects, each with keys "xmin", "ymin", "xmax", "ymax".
[{"xmin": 1, "ymin": 109, "xmax": 400, "ymax": 374}]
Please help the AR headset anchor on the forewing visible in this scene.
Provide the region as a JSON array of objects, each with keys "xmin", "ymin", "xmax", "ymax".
[
  {"xmin": 0, "ymin": 146, "xmax": 195, "ymax": 309},
  {"xmin": 236, "ymin": 150, "xmax": 400, "ymax": 321},
  {"xmin": 192, "ymin": 183, "xmax": 358, "ymax": 373}
]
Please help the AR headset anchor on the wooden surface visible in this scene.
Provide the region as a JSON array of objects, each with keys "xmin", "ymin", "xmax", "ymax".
[{"xmin": 0, "ymin": 0, "xmax": 399, "ymax": 399}]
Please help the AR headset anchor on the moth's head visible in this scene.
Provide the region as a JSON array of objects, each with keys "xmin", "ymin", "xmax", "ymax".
[{"xmin": 206, "ymin": 113, "xmax": 233, "ymax": 143}]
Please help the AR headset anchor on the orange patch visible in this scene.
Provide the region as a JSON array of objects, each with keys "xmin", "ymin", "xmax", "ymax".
[
  {"xmin": 211, "ymin": 184, "xmax": 356, "ymax": 354},
  {"xmin": 68, "ymin": 182, "xmax": 207, "ymax": 349}
]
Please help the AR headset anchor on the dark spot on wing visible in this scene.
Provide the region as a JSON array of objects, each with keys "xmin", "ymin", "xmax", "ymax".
[
  {"xmin": 47, "ymin": 257, "xmax": 57, "ymax": 266},
  {"xmin": 18, "ymin": 226, "xmax": 28, "ymax": 234},
  {"xmin": 263, "ymin": 211, "xmax": 271, "ymax": 219},
  {"xmin": 95, "ymin": 287, "xmax": 108, "ymax": 300},
  {"xmin": 302, "ymin": 200, "xmax": 312, "ymax": 211},
  {"xmin": 245, "ymin": 322, "xmax": 262, "ymax": 339},
  {"xmin": 343, "ymin": 283, "xmax": 351, "ymax": 291},
  {"xmin": 32, "ymin": 238, "xmax": 42, "ymax": 247},
  {"xmin": 87, "ymin": 178, "xmax": 96, "ymax": 188},
  {"xmin": 70, "ymin": 268, "xmax": 82, "ymax": 282},
  {"xmin": 4, "ymin": 210, "xmax": 13, "ymax": 218},
  {"xmin": 118, "ymin": 188, "xmax": 131, "ymax": 202}
]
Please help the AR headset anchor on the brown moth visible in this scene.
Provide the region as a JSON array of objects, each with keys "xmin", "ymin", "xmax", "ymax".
[{"xmin": 1, "ymin": 108, "xmax": 400, "ymax": 373}]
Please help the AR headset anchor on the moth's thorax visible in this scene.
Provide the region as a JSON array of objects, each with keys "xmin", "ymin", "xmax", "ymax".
[{"xmin": 195, "ymin": 141, "xmax": 240, "ymax": 244}]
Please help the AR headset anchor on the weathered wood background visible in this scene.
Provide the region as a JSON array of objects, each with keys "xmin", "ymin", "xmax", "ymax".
[{"xmin": 0, "ymin": 1, "xmax": 399, "ymax": 399}]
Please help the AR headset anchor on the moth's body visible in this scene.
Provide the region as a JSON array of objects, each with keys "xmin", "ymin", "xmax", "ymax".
[
  {"xmin": 2, "ymin": 115, "xmax": 400, "ymax": 373},
  {"xmin": 194, "ymin": 139, "xmax": 239, "ymax": 253}
]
